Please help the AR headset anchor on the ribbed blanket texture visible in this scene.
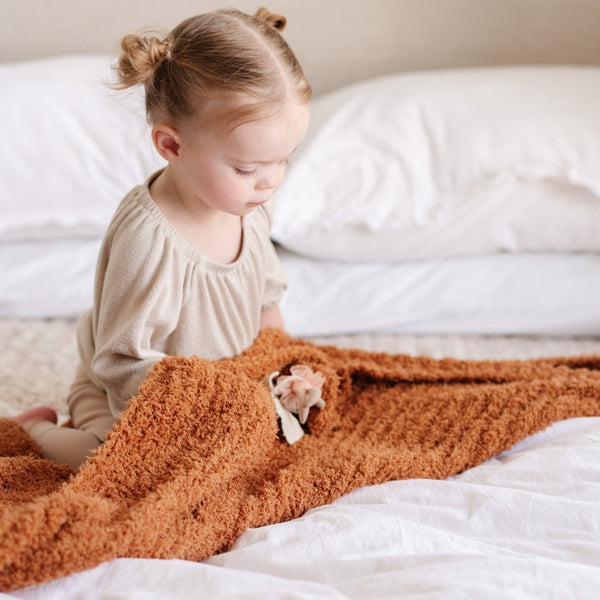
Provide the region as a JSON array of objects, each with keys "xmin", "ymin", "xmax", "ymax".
[{"xmin": 1, "ymin": 329, "xmax": 599, "ymax": 591}]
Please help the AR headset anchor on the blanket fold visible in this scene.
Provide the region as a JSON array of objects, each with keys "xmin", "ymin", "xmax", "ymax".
[{"xmin": 1, "ymin": 329, "xmax": 599, "ymax": 591}]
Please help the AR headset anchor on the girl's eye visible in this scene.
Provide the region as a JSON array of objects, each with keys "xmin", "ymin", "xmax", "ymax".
[{"xmin": 234, "ymin": 167, "xmax": 256, "ymax": 177}]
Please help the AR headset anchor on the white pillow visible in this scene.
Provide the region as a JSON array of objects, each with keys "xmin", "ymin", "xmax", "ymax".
[
  {"xmin": 272, "ymin": 66, "xmax": 600, "ymax": 261},
  {"xmin": 0, "ymin": 55, "xmax": 165, "ymax": 241}
]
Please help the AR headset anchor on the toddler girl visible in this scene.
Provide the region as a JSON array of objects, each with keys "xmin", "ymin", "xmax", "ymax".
[{"xmin": 15, "ymin": 7, "xmax": 311, "ymax": 470}]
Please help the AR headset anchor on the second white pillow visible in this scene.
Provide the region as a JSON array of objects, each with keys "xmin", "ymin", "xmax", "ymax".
[{"xmin": 272, "ymin": 66, "xmax": 600, "ymax": 260}]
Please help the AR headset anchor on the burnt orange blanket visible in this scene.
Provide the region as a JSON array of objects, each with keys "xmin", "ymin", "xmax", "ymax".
[{"xmin": 1, "ymin": 329, "xmax": 600, "ymax": 591}]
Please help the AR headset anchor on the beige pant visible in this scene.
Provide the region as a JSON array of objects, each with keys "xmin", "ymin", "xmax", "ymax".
[{"xmin": 29, "ymin": 364, "xmax": 116, "ymax": 470}]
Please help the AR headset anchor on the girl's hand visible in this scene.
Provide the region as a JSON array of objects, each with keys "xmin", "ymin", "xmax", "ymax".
[{"xmin": 259, "ymin": 304, "xmax": 285, "ymax": 331}]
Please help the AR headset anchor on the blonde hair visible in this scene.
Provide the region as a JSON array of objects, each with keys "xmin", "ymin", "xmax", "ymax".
[{"xmin": 114, "ymin": 7, "xmax": 311, "ymax": 129}]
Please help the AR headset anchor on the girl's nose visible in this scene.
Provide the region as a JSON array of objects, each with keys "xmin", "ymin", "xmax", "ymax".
[{"xmin": 255, "ymin": 162, "xmax": 286, "ymax": 191}]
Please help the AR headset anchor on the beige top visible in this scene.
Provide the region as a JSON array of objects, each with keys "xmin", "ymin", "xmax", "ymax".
[{"xmin": 76, "ymin": 172, "xmax": 287, "ymax": 418}]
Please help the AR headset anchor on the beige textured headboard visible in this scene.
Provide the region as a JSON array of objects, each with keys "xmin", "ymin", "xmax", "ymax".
[{"xmin": 3, "ymin": 0, "xmax": 599, "ymax": 96}]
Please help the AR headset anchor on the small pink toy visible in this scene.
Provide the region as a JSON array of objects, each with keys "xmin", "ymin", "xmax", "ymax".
[{"xmin": 270, "ymin": 365, "xmax": 326, "ymax": 424}]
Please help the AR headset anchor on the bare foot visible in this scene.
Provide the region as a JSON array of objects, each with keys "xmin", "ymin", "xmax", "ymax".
[{"xmin": 13, "ymin": 406, "xmax": 58, "ymax": 430}]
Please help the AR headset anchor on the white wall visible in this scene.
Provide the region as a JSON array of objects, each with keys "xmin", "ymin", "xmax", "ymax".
[{"xmin": 2, "ymin": 0, "xmax": 599, "ymax": 95}]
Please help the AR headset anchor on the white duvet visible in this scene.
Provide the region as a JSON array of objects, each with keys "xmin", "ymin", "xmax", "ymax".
[
  {"xmin": 7, "ymin": 416, "xmax": 600, "ymax": 600},
  {"xmin": 3, "ymin": 240, "xmax": 600, "ymax": 338}
]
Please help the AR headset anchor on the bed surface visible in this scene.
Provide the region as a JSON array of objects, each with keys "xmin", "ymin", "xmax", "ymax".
[
  {"xmin": 2, "ymin": 318, "xmax": 600, "ymax": 599},
  {"xmin": 5, "ymin": 411, "xmax": 600, "ymax": 599}
]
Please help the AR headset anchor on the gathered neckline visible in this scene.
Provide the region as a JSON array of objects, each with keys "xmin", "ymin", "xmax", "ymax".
[{"xmin": 132, "ymin": 170, "xmax": 253, "ymax": 274}]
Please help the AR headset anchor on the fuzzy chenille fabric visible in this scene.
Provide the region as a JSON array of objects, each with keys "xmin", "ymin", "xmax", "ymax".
[{"xmin": 1, "ymin": 328, "xmax": 600, "ymax": 591}]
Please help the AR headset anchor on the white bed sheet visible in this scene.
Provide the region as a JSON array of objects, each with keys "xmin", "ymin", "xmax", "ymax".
[
  {"xmin": 6, "ymin": 416, "xmax": 600, "ymax": 600},
  {"xmin": 0, "ymin": 239, "xmax": 99, "ymax": 319},
  {"xmin": 279, "ymin": 249, "xmax": 600, "ymax": 337},
  {"xmin": 2, "ymin": 239, "xmax": 599, "ymax": 338}
]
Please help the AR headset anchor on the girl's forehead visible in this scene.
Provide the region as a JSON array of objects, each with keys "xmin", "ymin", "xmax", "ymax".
[{"xmin": 224, "ymin": 104, "xmax": 310, "ymax": 161}]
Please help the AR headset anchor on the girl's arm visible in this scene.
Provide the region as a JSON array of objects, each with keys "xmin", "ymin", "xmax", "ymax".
[
  {"xmin": 84, "ymin": 217, "xmax": 183, "ymax": 417},
  {"xmin": 259, "ymin": 304, "xmax": 285, "ymax": 331}
]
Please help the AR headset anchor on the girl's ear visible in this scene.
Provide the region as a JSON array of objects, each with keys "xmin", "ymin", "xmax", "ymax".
[{"xmin": 152, "ymin": 124, "xmax": 182, "ymax": 162}]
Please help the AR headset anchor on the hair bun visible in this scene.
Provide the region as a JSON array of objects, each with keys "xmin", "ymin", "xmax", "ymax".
[
  {"xmin": 115, "ymin": 32, "xmax": 171, "ymax": 88},
  {"xmin": 255, "ymin": 7, "xmax": 287, "ymax": 31}
]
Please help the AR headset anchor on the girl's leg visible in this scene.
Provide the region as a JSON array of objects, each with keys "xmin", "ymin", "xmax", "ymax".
[
  {"xmin": 14, "ymin": 364, "xmax": 117, "ymax": 471},
  {"xmin": 25, "ymin": 419, "xmax": 102, "ymax": 471},
  {"xmin": 13, "ymin": 406, "xmax": 58, "ymax": 425},
  {"xmin": 67, "ymin": 364, "xmax": 116, "ymax": 441}
]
